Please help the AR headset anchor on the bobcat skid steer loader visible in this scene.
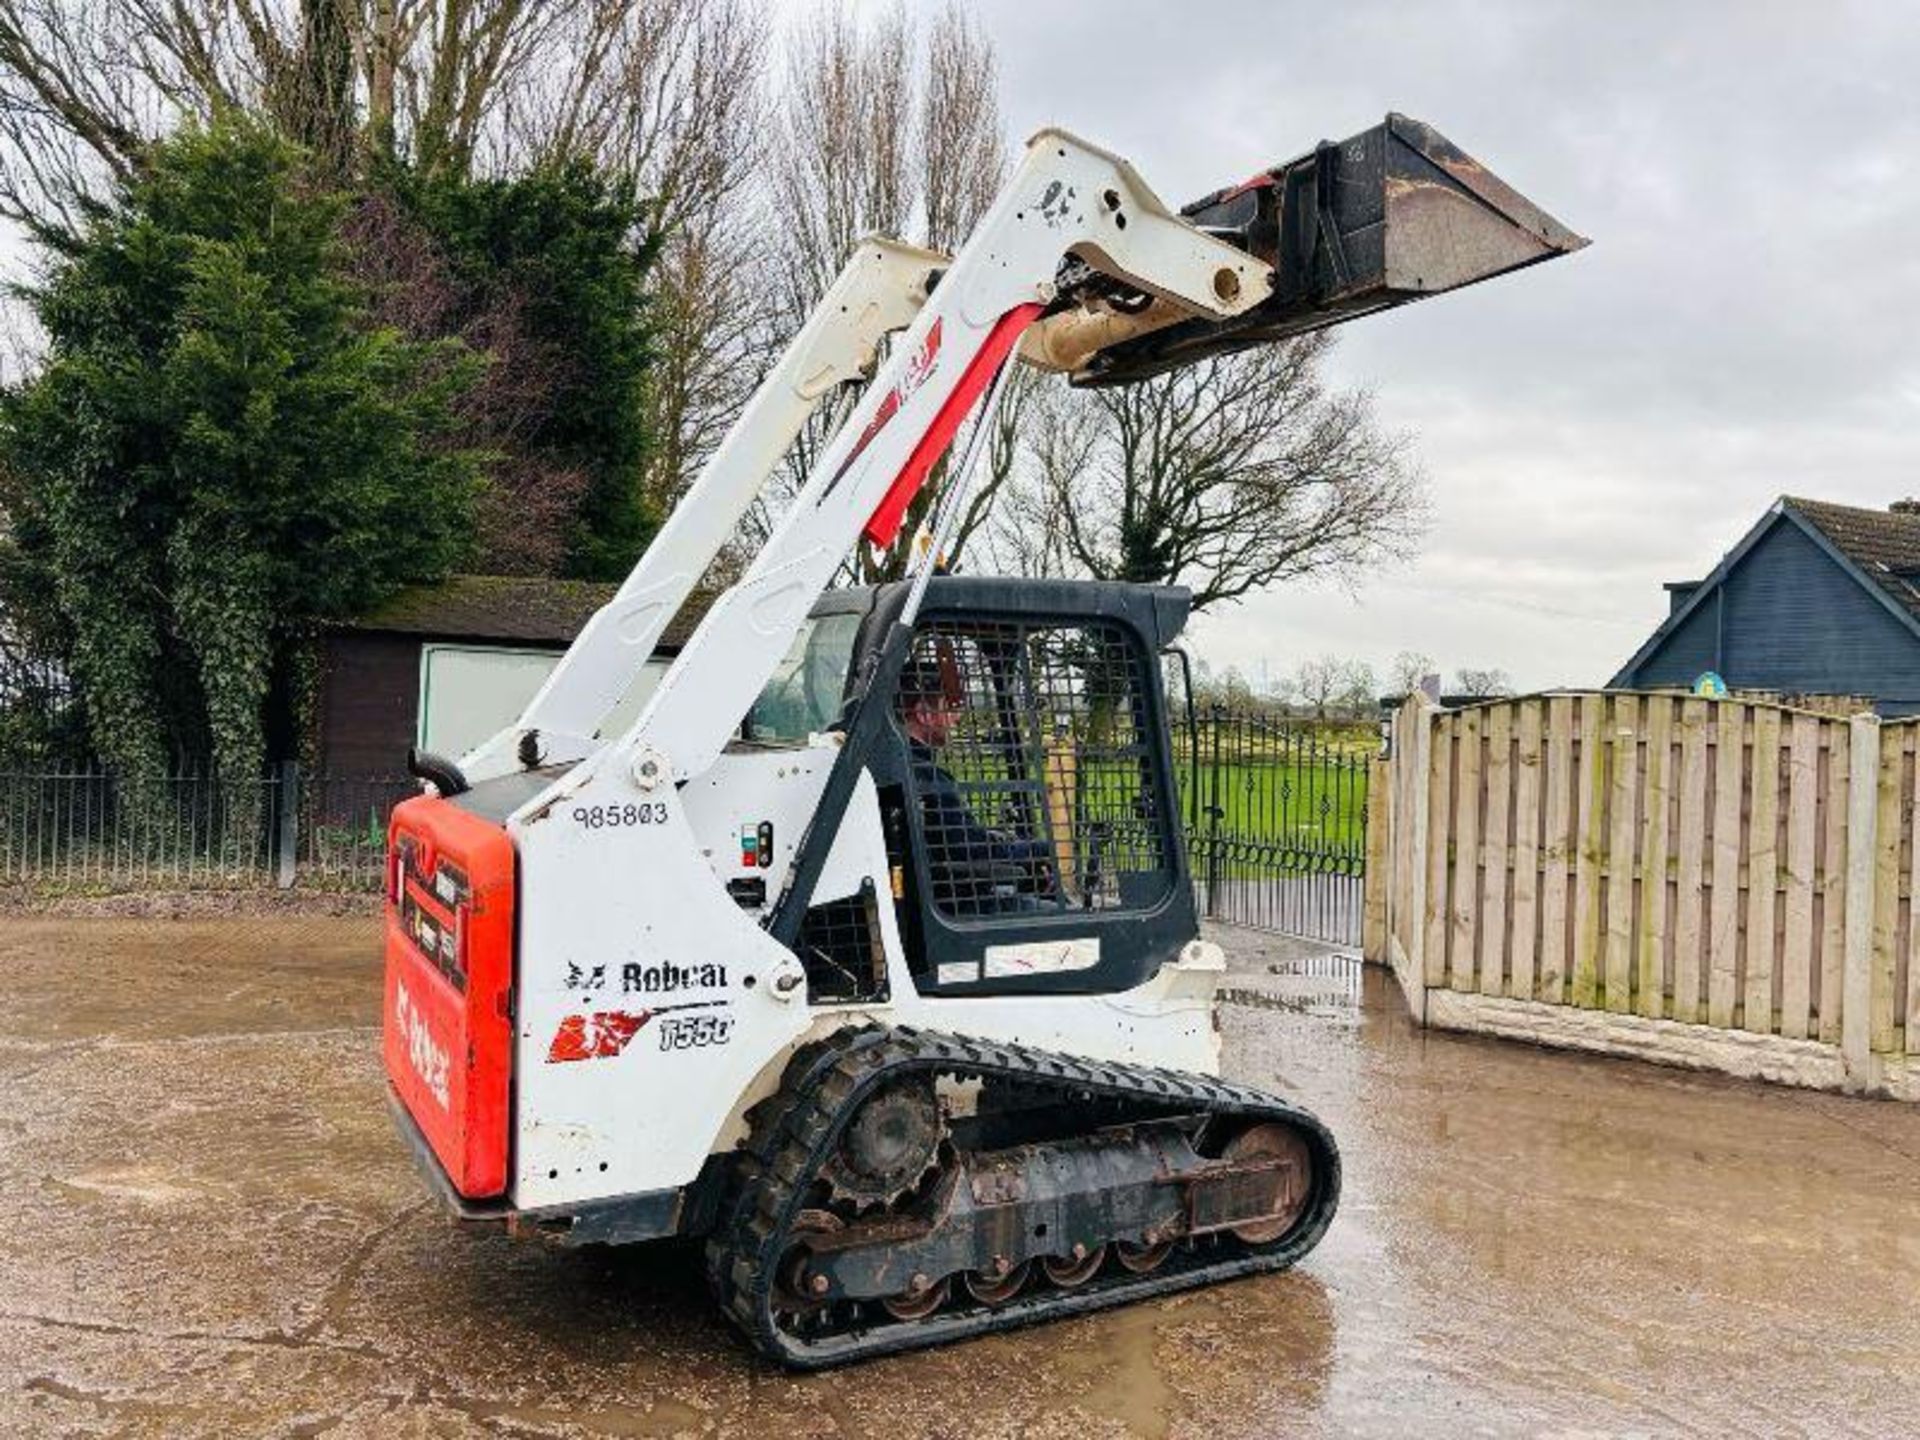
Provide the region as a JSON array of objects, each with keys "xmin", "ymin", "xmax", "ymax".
[{"xmin": 382, "ymin": 115, "xmax": 1583, "ymax": 1367}]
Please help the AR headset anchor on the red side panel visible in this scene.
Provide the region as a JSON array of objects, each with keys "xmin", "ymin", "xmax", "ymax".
[
  {"xmin": 381, "ymin": 794, "xmax": 515, "ymax": 1199},
  {"xmin": 861, "ymin": 302, "xmax": 1048, "ymax": 549}
]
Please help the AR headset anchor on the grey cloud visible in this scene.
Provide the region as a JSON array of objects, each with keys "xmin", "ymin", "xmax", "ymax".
[{"xmin": 965, "ymin": 0, "xmax": 1920, "ymax": 689}]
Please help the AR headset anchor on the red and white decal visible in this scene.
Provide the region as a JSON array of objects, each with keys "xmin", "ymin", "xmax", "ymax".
[
  {"xmin": 547, "ymin": 1009, "xmax": 651, "ymax": 1063},
  {"xmin": 862, "ymin": 302, "xmax": 1046, "ymax": 548},
  {"xmin": 819, "ymin": 318, "xmax": 944, "ymax": 499},
  {"xmin": 394, "ymin": 979, "xmax": 452, "ymax": 1110}
]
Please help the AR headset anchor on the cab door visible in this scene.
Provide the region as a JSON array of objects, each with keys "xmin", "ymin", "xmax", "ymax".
[{"xmin": 883, "ymin": 609, "xmax": 1196, "ymax": 996}]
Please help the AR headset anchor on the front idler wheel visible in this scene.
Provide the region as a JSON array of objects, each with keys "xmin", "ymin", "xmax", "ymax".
[{"xmin": 1222, "ymin": 1122, "xmax": 1314, "ymax": 1245}]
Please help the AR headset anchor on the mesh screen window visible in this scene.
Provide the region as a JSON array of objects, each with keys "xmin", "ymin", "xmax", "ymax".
[{"xmin": 897, "ymin": 619, "xmax": 1172, "ymax": 919}]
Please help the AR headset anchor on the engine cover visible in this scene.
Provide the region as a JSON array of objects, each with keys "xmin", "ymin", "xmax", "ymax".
[{"xmin": 382, "ymin": 794, "xmax": 516, "ymax": 1199}]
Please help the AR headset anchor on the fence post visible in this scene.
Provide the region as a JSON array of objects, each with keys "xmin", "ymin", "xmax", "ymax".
[
  {"xmin": 276, "ymin": 760, "xmax": 300, "ymax": 890},
  {"xmin": 1399, "ymin": 694, "xmax": 1435, "ymax": 1024},
  {"xmin": 1362, "ymin": 756, "xmax": 1390, "ymax": 962},
  {"xmin": 1204, "ymin": 704, "xmax": 1224, "ymax": 920},
  {"xmin": 1842, "ymin": 711, "xmax": 1880, "ymax": 1090}
]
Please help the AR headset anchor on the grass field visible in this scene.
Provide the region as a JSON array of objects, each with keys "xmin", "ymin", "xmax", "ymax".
[
  {"xmin": 1168, "ymin": 717, "xmax": 1372, "ymax": 858},
  {"xmin": 1172, "ymin": 758, "xmax": 1368, "ymax": 857}
]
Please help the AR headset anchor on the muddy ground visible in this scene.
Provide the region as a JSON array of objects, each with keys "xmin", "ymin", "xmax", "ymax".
[{"xmin": 0, "ymin": 916, "xmax": 1916, "ymax": 1438}]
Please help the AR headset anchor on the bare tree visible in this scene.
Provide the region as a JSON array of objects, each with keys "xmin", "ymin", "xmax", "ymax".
[
  {"xmin": 997, "ymin": 332, "xmax": 1426, "ymax": 610},
  {"xmin": 948, "ymin": 363, "xmax": 1043, "ymax": 567},
  {"xmin": 1292, "ymin": 654, "xmax": 1345, "ymax": 720},
  {"xmin": 914, "ymin": 4, "xmax": 1002, "ymax": 254},
  {"xmin": 0, "ymin": 0, "xmax": 769, "ymax": 553},
  {"xmin": 1289, "ymin": 653, "xmax": 1379, "ymax": 720},
  {"xmin": 972, "ymin": 369, "xmax": 1089, "ymax": 579},
  {"xmin": 1336, "ymin": 659, "xmax": 1378, "ymax": 717},
  {"xmin": 500, "ymin": 0, "xmax": 770, "ymax": 518},
  {"xmin": 1454, "ymin": 666, "xmax": 1514, "ymax": 698},
  {"xmin": 1389, "ymin": 650, "xmax": 1437, "ymax": 695},
  {"xmin": 740, "ymin": 2, "xmax": 1007, "ymax": 578},
  {"xmin": 765, "ymin": 4, "xmax": 913, "ymax": 328},
  {"xmin": 0, "ymin": 1, "xmax": 527, "ymax": 220},
  {"xmin": 641, "ymin": 213, "xmax": 766, "ymax": 520},
  {"xmin": 0, "ymin": 2, "xmax": 157, "ymax": 230},
  {"xmin": 0, "ymin": 1, "xmax": 761, "ymax": 219}
]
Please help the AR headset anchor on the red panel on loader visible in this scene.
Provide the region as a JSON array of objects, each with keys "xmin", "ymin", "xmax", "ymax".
[
  {"xmin": 862, "ymin": 302, "xmax": 1047, "ymax": 549},
  {"xmin": 382, "ymin": 794, "xmax": 515, "ymax": 1199}
]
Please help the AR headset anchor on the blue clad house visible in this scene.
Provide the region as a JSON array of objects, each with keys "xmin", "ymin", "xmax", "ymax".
[{"xmin": 1610, "ymin": 497, "xmax": 1920, "ymax": 715}]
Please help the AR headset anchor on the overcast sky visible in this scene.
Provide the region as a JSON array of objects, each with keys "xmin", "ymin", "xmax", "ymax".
[{"xmin": 942, "ymin": 0, "xmax": 1920, "ymax": 693}]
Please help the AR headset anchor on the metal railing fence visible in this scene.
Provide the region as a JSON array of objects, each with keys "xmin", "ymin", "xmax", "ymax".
[
  {"xmin": 0, "ymin": 710, "xmax": 1372, "ymax": 939},
  {"xmin": 1173, "ymin": 706, "xmax": 1372, "ymax": 944},
  {"xmin": 0, "ymin": 767, "xmax": 413, "ymax": 893}
]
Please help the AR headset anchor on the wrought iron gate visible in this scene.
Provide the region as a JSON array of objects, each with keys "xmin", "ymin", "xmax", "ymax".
[{"xmin": 1177, "ymin": 706, "xmax": 1370, "ymax": 945}]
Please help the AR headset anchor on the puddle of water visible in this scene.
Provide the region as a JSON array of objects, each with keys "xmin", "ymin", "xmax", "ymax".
[
  {"xmin": 1221, "ymin": 952, "xmax": 1363, "ymax": 1022},
  {"xmin": 1264, "ymin": 954, "xmax": 1364, "ymax": 980},
  {"xmin": 456, "ymin": 1395, "xmax": 708, "ymax": 1437}
]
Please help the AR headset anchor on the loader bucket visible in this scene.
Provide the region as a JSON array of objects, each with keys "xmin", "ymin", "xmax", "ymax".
[{"xmin": 1076, "ymin": 113, "xmax": 1587, "ymax": 386}]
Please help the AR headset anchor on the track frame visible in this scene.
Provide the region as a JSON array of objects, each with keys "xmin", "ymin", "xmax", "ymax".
[{"xmin": 706, "ymin": 1025, "xmax": 1341, "ymax": 1368}]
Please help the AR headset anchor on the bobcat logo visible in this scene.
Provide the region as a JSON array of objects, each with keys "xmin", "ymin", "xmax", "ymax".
[
  {"xmin": 394, "ymin": 981, "xmax": 451, "ymax": 1110},
  {"xmin": 546, "ymin": 1009, "xmax": 651, "ymax": 1063}
]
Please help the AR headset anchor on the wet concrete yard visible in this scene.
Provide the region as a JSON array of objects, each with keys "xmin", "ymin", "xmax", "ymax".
[{"xmin": 2, "ymin": 914, "xmax": 1917, "ymax": 1437}]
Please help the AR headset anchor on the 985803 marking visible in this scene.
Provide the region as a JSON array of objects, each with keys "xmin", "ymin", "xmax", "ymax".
[{"xmin": 572, "ymin": 802, "xmax": 668, "ymax": 829}]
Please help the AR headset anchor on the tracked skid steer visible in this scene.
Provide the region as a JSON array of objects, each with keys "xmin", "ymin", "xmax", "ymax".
[{"xmin": 381, "ymin": 115, "xmax": 1583, "ymax": 1367}]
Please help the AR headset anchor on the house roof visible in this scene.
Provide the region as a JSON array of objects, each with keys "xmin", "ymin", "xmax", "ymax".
[
  {"xmin": 342, "ymin": 574, "xmax": 708, "ymax": 648},
  {"xmin": 1785, "ymin": 497, "xmax": 1920, "ymax": 619},
  {"xmin": 1609, "ymin": 496, "xmax": 1920, "ymax": 686}
]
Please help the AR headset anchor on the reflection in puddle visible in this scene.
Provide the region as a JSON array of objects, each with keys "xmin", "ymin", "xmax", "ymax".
[
  {"xmin": 1221, "ymin": 951, "xmax": 1363, "ymax": 1022},
  {"xmin": 966, "ymin": 1268, "xmax": 1339, "ymax": 1440},
  {"xmin": 1265, "ymin": 953, "xmax": 1365, "ymax": 980}
]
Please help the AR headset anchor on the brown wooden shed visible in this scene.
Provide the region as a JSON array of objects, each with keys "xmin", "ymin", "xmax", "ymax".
[{"xmin": 312, "ymin": 575, "xmax": 700, "ymax": 777}]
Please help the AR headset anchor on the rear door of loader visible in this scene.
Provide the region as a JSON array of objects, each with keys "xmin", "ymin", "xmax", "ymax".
[{"xmin": 382, "ymin": 794, "xmax": 516, "ymax": 1198}]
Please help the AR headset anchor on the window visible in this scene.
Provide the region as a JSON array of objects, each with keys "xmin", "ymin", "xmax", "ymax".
[
  {"xmin": 418, "ymin": 646, "xmax": 561, "ymax": 759},
  {"xmin": 417, "ymin": 645, "xmax": 671, "ymax": 759},
  {"xmin": 744, "ymin": 612, "xmax": 861, "ymax": 744},
  {"xmin": 898, "ymin": 619, "xmax": 1172, "ymax": 919}
]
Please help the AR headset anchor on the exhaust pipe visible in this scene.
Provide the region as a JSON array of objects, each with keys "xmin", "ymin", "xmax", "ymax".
[{"xmin": 407, "ymin": 746, "xmax": 471, "ymax": 797}]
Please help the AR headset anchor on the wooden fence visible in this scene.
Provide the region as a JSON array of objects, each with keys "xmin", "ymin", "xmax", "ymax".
[{"xmin": 1364, "ymin": 691, "xmax": 1920, "ymax": 1099}]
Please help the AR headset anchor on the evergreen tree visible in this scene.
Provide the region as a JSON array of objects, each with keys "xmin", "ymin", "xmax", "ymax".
[
  {"xmin": 396, "ymin": 161, "xmax": 660, "ymax": 580},
  {"xmin": 0, "ymin": 117, "xmax": 482, "ymax": 781}
]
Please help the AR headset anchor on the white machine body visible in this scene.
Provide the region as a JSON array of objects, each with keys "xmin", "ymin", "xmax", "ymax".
[{"xmin": 490, "ymin": 127, "xmax": 1253, "ymax": 1212}]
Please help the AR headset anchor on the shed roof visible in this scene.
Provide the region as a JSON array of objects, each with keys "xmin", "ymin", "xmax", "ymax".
[
  {"xmin": 341, "ymin": 574, "xmax": 707, "ymax": 648},
  {"xmin": 1785, "ymin": 497, "xmax": 1920, "ymax": 619}
]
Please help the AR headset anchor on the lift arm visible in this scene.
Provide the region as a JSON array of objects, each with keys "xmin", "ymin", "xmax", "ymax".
[
  {"xmin": 509, "ymin": 116, "xmax": 1581, "ymax": 809},
  {"xmin": 461, "ymin": 237, "xmax": 948, "ymax": 782},
  {"xmin": 561, "ymin": 128, "xmax": 1271, "ymax": 800}
]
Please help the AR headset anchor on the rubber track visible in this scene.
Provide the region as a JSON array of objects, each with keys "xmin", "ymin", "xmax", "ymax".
[{"xmin": 704, "ymin": 1024, "xmax": 1341, "ymax": 1369}]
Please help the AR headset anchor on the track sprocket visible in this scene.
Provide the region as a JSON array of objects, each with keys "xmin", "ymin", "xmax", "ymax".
[{"xmin": 818, "ymin": 1076, "xmax": 944, "ymax": 1210}]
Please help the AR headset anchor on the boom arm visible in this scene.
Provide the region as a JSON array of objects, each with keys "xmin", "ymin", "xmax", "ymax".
[
  {"xmin": 461, "ymin": 237, "xmax": 948, "ymax": 783},
  {"xmin": 557, "ymin": 128, "xmax": 1270, "ymax": 803},
  {"xmin": 501, "ymin": 116, "xmax": 1581, "ymax": 814}
]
